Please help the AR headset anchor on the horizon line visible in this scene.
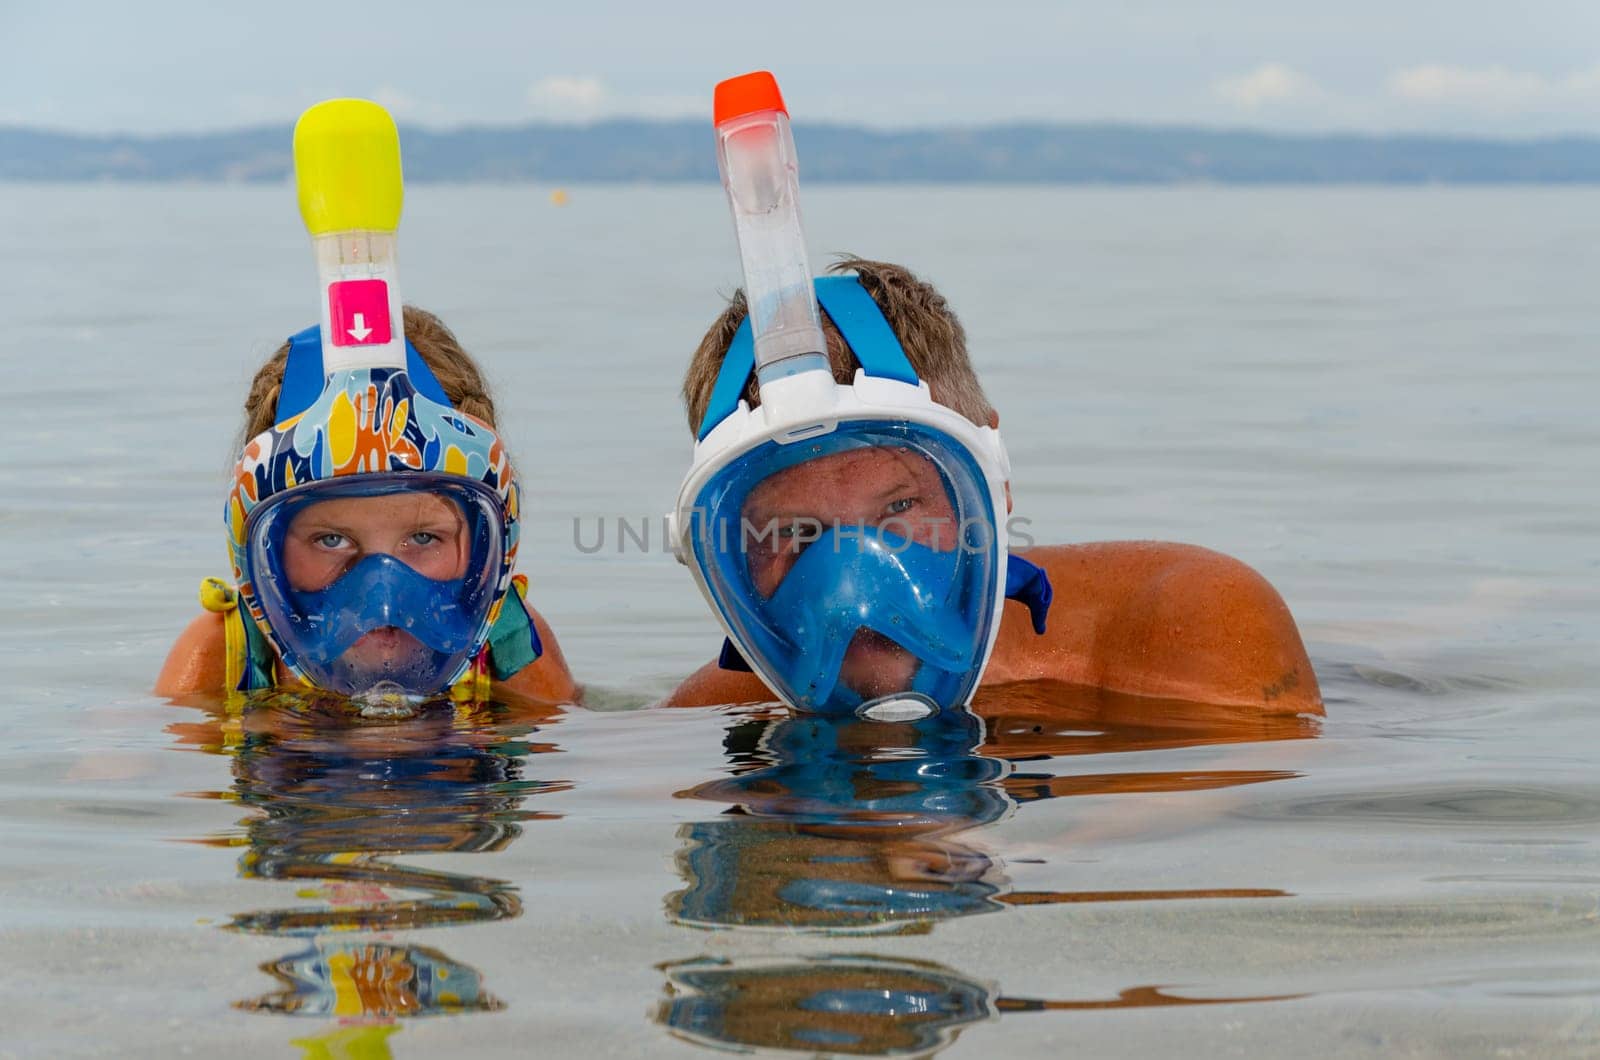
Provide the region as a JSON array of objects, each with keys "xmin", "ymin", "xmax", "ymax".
[{"xmin": 6, "ymin": 117, "xmax": 1600, "ymax": 146}]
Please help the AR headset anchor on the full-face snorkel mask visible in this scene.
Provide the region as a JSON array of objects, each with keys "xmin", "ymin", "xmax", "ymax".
[
  {"xmin": 670, "ymin": 73, "xmax": 1049, "ymax": 719},
  {"xmin": 225, "ymin": 100, "xmax": 520, "ymax": 697}
]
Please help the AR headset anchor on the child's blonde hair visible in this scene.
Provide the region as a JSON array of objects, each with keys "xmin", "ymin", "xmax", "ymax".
[
  {"xmin": 681, "ymin": 257, "xmax": 996, "ymax": 432},
  {"xmin": 240, "ymin": 306, "xmax": 498, "ymax": 443}
]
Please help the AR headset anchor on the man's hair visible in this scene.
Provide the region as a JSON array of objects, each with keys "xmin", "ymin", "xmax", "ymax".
[
  {"xmin": 682, "ymin": 256, "xmax": 996, "ymax": 433},
  {"xmin": 239, "ymin": 306, "xmax": 498, "ymax": 444}
]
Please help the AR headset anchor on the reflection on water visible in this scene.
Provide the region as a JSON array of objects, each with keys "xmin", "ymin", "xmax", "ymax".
[
  {"xmin": 244, "ymin": 940, "xmax": 498, "ymax": 1018},
  {"xmin": 658, "ymin": 955, "xmax": 1304, "ymax": 1057},
  {"xmin": 659, "ymin": 955, "xmax": 994, "ymax": 1057},
  {"xmin": 971, "ymin": 678, "xmax": 1321, "ymax": 758},
  {"xmin": 170, "ymin": 689, "xmax": 567, "ymax": 1047},
  {"xmin": 660, "ymin": 683, "xmax": 1316, "ymax": 1055},
  {"xmin": 668, "ymin": 709, "xmax": 1012, "ymax": 934}
]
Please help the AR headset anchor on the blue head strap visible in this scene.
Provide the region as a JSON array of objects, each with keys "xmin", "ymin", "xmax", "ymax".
[
  {"xmin": 697, "ymin": 275, "xmax": 921, "ymax": 441},
  {"xmin": 276, "ymin": 324, "xmax": 455, "ymax": 423}
]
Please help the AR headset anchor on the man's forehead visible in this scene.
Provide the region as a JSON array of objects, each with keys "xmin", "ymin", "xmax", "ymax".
[{"xmin": 746, "ymin": 446, "xmax": 938, "ymax": 505}]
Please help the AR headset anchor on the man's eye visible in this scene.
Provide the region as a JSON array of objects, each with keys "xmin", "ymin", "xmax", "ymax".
[
  {"xmin": 776, "ymin": 520, "xmax": 817, "ymax": 540},
  {"xmin": 886, "ymin": 497, "xmax": 916, "ymax": 516}
]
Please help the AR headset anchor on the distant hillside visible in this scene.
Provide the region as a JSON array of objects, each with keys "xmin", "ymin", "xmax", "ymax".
[{"xmin": 5, "ymin": 120, "xmax": 1600, "ymax": 183}]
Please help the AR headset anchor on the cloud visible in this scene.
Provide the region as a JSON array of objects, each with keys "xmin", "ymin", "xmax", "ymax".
[
  {"xmin": 371, "ymin": 85, "xmax": 416, "ymax": 116},
  {"xmin": 351, "ymin": 86, "xmax": 463, "ymax": 128},
  {"xmin": 527, "ymin": 75, "xmax": 608, "ymax": 120},
  {"xmin": 1388, "ymin": 64, "xmax": 1600, "ymax": 112},
  {"xmin": 1214, "ymin": 63, "xmax": 1321, "ymax": 108},
  {"xmin": 525, "ymin": 75, "xmax": 700, "ymax": 122}
]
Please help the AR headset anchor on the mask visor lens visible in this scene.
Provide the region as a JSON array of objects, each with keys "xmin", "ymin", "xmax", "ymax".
[
  {"xmin": 690, "ymin": 421, "xmax": 1000, "ymax": 714},
  {"xmin": 245, "ymin": 474, "xmax": 506, "ymax": 695}
]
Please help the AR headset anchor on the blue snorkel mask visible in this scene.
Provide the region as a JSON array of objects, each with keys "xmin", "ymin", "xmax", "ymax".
[
  {"xmin": 671, "ymin": 73, "xmax": 1049, "ymax": 718},
  {"xmin": 673, "ymin": 278, "xmax": 1032, "ymax": 717}
]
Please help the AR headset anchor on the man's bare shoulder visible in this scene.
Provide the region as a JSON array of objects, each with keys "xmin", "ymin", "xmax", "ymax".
[
  {"xmin": 661, "ymin": 541, "xmax": 1321, "ymax": 715},
  {"xmin": 992, "ymin": 541, "xmax": 1322, "ymax": 714}
]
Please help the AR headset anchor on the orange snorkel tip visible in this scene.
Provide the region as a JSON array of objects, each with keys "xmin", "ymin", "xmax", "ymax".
[{"xmin": 714, "ymin": 71, "xmax": 788, "ymax": 126}]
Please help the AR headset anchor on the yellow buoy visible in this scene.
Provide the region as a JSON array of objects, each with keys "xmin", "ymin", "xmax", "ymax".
[{"xmin": 549, "ymin": 188, "xmax": 569, "ymax": 206}]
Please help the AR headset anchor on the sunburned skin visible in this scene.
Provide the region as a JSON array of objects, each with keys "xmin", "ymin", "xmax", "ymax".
[
  {"xmin": 283, "ymin": 493, "xmax": 469, "ymax": 674},
  {"xmin": 739, "ymin": 446, "xmax": 959, "ymax": 701}
]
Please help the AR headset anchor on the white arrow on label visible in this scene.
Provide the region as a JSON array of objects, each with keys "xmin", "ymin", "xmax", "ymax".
[{"xmin": 347, "ymin": 312, "xmax": 373, "ymax": 342}]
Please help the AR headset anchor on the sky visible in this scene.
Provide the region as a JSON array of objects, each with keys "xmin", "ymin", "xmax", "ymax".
[{"xmin": 5, "ymin": 1, "xmax": 1600, "ymax": 137}]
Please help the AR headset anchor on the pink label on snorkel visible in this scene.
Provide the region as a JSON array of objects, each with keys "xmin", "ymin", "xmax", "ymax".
[{"xmin": 328, "ymin": 279, "xmax": 393, "ymax": 347}]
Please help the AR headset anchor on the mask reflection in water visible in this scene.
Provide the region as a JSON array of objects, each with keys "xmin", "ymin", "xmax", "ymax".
[
  {"xmin": 240, "ymin": 940, "xmax": 497, "ymax": 1018},
  {"xmin": 668, "ymin": 708, "xmax": 1013, "ymax": 934},
  {"xmin": 657, "ymin": 954, "xmax": 1306, "ymax": 1058},
  {"xmin": 659, "ymin": 688, "xmax": 1315, "ymax": 1057},
  {"xmin": 659, "ymin": 955, "xmax": 994, "ymax": 1057},
  {"xmin": 175, "ymin": 689, "xmax": 567, "ymax": 1028}
]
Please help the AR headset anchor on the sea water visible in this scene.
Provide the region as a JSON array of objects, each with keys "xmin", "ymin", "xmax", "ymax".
[{"xmin": 1, "ymin": 183, "xmax": 1597, "ymax": 1057}]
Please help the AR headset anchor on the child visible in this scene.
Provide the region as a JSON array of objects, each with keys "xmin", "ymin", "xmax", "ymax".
[
  {"xmin": 665, "ymin": 259, "xmax": 1319, "ymax": 716},
  {"xmin": 156, "ymin": 306, "xmax": 578, "ymax": 705},
  {"xmin": 157, "ymin": 98, "xmax": 575, "ymax": 706}
]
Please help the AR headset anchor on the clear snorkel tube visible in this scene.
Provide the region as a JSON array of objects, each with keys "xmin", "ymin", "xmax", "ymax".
[
  {"xmin": 714, "ymin": 72, "xmax": 830, "ymax": 397},
  {"xmin": 293, "ymin": 99, "xmax": 407, "ymax": 375}
]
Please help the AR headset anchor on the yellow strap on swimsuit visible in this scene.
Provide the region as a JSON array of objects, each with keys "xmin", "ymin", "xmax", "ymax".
[{"xmin": 199, "ymin": 577, "xmax": 251, "ymax": 694}]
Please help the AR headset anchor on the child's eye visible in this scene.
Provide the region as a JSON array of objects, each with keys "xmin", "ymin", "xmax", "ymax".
[
  {"xmin": 409, "ymin": 531, "xmax": 440, "ymax": 547},
  {"xmin": 314, "ymin": 533, "xmax": 347, "ymax": 549},
  {"xmin": 885, "ymin": 497, "xmax": 917, "ymax": 516}
]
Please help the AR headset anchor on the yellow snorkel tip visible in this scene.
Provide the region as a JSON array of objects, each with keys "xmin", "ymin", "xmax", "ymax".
[{"xmin": 293, "ymin": 99, "xmax": 404, "ymax": 236}]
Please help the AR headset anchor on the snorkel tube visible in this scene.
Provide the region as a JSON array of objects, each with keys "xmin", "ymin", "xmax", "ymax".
[
  {"xmin": 714, "ymin": 72, "xmax": 831, "ymax": 395},
  {"xmin": 295, "ymin": 99, "xmax": 407, "ymax": 374}
]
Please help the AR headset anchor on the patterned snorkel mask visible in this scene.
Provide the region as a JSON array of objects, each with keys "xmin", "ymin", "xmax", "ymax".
[
  {"xmin": 226, "ymin": 325, "xmax": 520, "ymax": 696},
  {"xmin": 225, "ymin": 98, "xmax": 523, "ymax": 698}
]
